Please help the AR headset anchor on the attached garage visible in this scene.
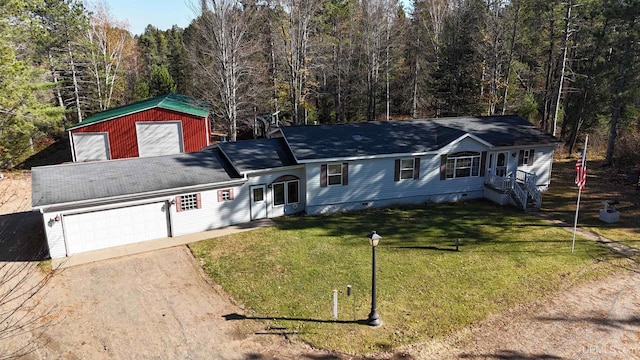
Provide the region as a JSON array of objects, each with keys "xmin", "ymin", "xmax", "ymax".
[
  {"xmin": 68, "ymin": 93, "xmax": 210, "ymax": 162},
  {"xmin": 63, "ymin": 202, "xmax": 169, "ymax": 254},
  {"xmin": 32, "ymin": 150, "xmax": 247, "ymax": 259}
]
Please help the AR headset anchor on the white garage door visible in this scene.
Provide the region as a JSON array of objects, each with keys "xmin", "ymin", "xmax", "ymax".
[
  {"xmin": 72, "ymin": 133, "xmax": 110, "ymax": 161},
  {"xmin": 136, "ymin": 122, "xmax": 183, "ymax": 157},
  {"xmin": 63, "ymin": 202, "xmax": 169, "ymax": 255}
]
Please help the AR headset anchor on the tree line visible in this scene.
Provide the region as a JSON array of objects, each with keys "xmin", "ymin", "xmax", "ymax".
[{"xmin": 1, "ymin": 0, "xmax": 638, "ymax": 170}]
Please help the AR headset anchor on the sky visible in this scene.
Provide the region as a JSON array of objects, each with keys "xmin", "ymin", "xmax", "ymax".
[
  {"xmin": 105, "ymin": 0, "xmax": 196, "ymax": 35},
  {"xmin": 105, "ymin": 0, "xmax": 412, "ymax": 36}
]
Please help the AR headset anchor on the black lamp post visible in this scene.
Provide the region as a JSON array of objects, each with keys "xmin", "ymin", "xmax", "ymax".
[{"xmin": 366, "ymin": 230, "xmax": 382, "ymax": 327}]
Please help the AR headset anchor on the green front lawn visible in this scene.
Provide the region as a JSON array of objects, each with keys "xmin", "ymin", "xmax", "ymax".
[{"xmin": 190, "ymin": 201, "xmax": 621, "ymax": 354}]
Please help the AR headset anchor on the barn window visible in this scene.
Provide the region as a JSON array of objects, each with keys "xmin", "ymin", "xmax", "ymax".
[{"xmin": 176, "ymin": 193, "xmax": 201, "ymax": 212}]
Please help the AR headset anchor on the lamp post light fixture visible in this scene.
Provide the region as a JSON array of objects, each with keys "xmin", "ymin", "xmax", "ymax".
[{"xmin": 366, "ymin": 230, "xmax": 382, "ymax": 327}]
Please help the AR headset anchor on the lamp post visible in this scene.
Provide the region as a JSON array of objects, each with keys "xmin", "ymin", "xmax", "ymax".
[{"xmin": 366, "ymin": 230, "xmax": 382, "ymax": 327}]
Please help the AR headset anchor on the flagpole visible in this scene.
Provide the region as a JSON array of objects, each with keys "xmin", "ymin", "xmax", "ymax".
[
  {"xmin": 571, "ymin": 187, "xmax": 582, "ymax": 253},
  {"xmin": 571, "ymin": 135, "xmax": 588, "ymax": 253}
]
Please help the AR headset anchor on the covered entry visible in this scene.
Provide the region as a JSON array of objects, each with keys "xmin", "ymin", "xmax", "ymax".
[{"xmin": 63, "ymin": 202, "xmax": 170, "ymax": 255}]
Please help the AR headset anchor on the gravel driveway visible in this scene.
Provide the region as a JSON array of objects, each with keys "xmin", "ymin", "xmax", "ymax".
[{"xmin": 21, "ymin": 246, "xmax": 332, "ymax": 360}]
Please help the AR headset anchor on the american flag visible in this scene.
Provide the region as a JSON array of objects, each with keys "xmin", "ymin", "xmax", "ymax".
[{"xmin": 575, "ymin": 141, "xmax": 587, "ymax": 191}]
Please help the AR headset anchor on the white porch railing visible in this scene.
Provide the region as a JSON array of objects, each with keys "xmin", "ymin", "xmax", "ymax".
[
  {"xmin": 486, "ymin": 174, "xmax": 513, "ymax": 191},
  {"xmin": 512, "ymin": 181, "xmax": 528, "ymax": 209},
  {"xmin": 516, "ymin": 170, "xmax": 537, "ymax": 188},
  {"xmin": 486, "ymin": 171, "xmax": 542, "ymax": 210},
  {"xmin": 517, "ymin": 170, "xmax": 542, "ymax": 209}
]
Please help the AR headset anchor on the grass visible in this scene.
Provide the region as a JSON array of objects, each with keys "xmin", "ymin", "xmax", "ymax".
[
  {"xmin": 543, "ymin": 157, "xmax": 640, "ymax": 253},
  {"xmin": 190, "ymin": 201, "xmax": 624, "ymax": 354}
]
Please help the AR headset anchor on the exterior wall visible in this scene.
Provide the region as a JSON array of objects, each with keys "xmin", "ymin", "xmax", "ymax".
[
  {"xmin": 246, "ymin": 168, "xmax": 306, "ymax": 218},
  {"xmin": 514, "ymin": 145, "xmax": 555, "ymax": 187},
  {"xmin": 41, "ymin": 212, "xmax": 66, "ymax": 259},
  {"xmin": 169, "ymin": 185, "xmax": 249, "ymax": 237},
  {"xmin": 42, "ymin": 184, "xmax": 249, "ymax": 258},
  {"xmin": 71, "ymin": 108, "xmax": 209, "ymax": 159},
  {"xmin": 305, "ymin": 137, "xmax": 488, "ymax": 214}
]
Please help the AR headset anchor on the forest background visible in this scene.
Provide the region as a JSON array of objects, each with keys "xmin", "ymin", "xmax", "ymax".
[{"xmin": 1, "ymin": 0, "xmax": 638, "ymax": 171}]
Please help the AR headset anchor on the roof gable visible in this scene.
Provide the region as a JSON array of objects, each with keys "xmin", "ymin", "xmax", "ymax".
[
  {"xmin": 68, "ymin": 94, "xmax": 210, "ymax": 130},
  {"xmin": 437, "ymin": 133, "xmax": 494, "ymax": 154},
  {"xmin": 216, "ymin": 138, "xmax": 297, "ymax": 173}
]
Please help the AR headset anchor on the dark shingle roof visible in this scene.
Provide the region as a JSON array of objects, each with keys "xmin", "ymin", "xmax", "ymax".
[
  {"xmin": 217, "ymin": 138, "xmax": 297, "ymax": 173},
  {"xmin": 68, "ymin": 94, "xmax": 209, "ymax": 130},
  {"xmin": 281, "ymin": 116, "xmax": 560, "ymax": 161},
  {"xmin": 32, "ymin": 150, "xmax": 240, "ymax": 208}
]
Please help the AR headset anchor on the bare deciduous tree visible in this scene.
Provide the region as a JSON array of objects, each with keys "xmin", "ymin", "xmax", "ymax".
[
  {"xmin": 0, "ymin": 249, "xmax": 55, "ymax": 359},
  {"xmin": 277, "ymin": 0, "xmax": 321, "ymax": 125},
  {"xmin": 188, "ymin": 0, "xmax": 256, "ymax": 142},
  {"xmin": 412, "ymin": 0, "xmax": 449, "ymax": 118},
  {"xmin": 86, "ymin": 2, "xmax": 129, "ymax": 112},
  {"xmin": 359, "ymin": 0, "xmax": 397, "ymax": 122}
]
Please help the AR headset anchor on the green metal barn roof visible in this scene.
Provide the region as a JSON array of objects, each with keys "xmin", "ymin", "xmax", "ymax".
[{"xmin": 68, "ymin": 94, "xmax": 210, "ymax": 130}]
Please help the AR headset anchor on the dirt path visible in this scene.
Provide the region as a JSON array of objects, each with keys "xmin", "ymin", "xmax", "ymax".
[
  {"xmin": 25, "ymin": 246, "xmax": 330, "ymax": 360},
  {"xmin": 1, "ymin": 172, "xmax": 639, "ymax": 359},
  {"xmin": 0, "ymin": 171, "xmax": 32, "ymax": 216},
  {"xmin": 395, "ymin": 268, "xmax": 640, "ymax": 359}
]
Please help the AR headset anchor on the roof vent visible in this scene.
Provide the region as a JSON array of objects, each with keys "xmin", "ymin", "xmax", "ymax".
[{"xmin": 352, "ymin": 134, "xmax": 363, "ymax": 141}]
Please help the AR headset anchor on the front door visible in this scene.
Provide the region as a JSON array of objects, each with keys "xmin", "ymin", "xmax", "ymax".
[
  {"xmin": 250, "ymin": 185, "xmax": 267, "ymax": 220},
  {"xmin": 495, "ymin": 151, "xmax": 509, "ymax": 177}
]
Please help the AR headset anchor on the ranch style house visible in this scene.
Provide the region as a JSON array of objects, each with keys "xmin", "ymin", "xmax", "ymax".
[{"xmin": 32, "ymin": 115, "xmax": 561, "ymax": 259}]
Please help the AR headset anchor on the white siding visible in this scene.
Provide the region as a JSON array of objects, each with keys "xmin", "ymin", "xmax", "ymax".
[
  {"xmin": 42, "ymin": 212, "xmax": 67, "ymax": 259},
  {"xmin": 306, "ymin": 137, "xmax": 489, "ymax": 214},
  {"xmin": 42, "ymin": 185, "xmax": 251, "ymax": 258},
  {"xmin": 170, "ymin": 185, "xmax": 250, "ymax": 237},
  {"xmin": 515, "ymin": 146, "xmax": 555, "ymax": 187},
  {"xmin": 245, "ymin": 168, "xmax": 306, "ymax": 218}
]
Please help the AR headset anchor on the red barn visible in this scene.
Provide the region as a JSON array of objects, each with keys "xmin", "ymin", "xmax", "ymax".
[{"xmin": 68, "ymin": 94, "xmax": 210, "ymax": 162}]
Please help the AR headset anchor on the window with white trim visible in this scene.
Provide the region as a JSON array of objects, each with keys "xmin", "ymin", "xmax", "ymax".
[
  {"xmin": 518, "ymin": 149, "xmax": 535, "ymax": 166},
  {"xmin": 273, "ymin": 180, "xmax": 300, "ymax": 206},
  {"xmin": 445, "ymin": 152, "xmax": 481, "ymax": 179},
  {"xmin": 321, "ymin": 163, "xmax": 348, "ymax": 187},
  {"xmin": 394, "ymin": 158, "xmax": 420, "ymax": 181},
  {"xmin": 400, "ymin": 158, "xmax": 415, "ymax": 180},
  {"xmin": 327, "ymin": 164, "xmax": 343, "ymax": 185},
  {"xmin": 273, "ymin": 183, "xmax": 285, "ymax": 206}
]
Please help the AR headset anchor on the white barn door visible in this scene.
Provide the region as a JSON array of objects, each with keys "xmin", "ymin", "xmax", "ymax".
[
  {"xmin": 136, "ymin": 122, "xmax": 183, "ymax": 157},
  {"xmin": 63, "ymin": 202, "xmax": 169, "ymax": 255},
  {"xmin": 72, "ymin": 133, "xmax": 110, "ymax": 162}
]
